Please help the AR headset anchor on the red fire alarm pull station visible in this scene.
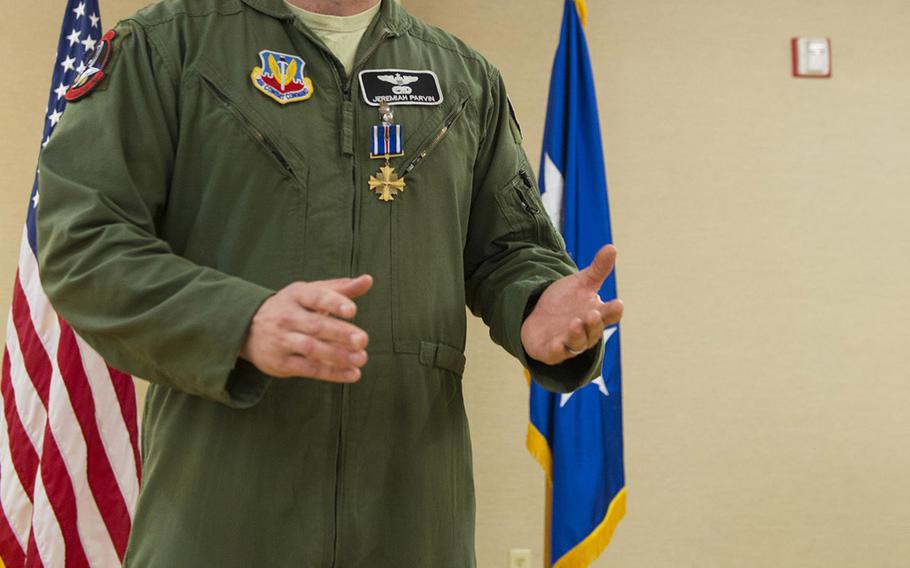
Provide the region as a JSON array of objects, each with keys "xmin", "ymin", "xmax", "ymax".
[{"xmin": 792, "ymin": 37, "xmax": 832, "ymax": 78}]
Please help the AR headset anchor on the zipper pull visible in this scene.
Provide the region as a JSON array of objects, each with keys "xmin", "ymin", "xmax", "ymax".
[
  {"xmin": 515, "ymin": 187, "xmax": 539, "ymax": 214},
  {"xmin": 515, "ymin": 170, "xmax": 539, "ymax": 213},
  {"xmin": 518, "ymin": 169, "xmax": 534, "ymax": 189},
  {"xmin": 252, "ymin": 129, "xmax": 294, "ymax": 175}
]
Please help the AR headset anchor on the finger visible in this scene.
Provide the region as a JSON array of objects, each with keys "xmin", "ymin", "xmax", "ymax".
[
  {"xmin": 291, "ymin": 284, "xmax": 359, "ymax": 319},
  {"xmin": 582, "ymin": 309, "xmax": 605, "ymax": 346},
  {"xmin": 281, "ymin": 356, "xmax": 361, "ymax": 383},
  {"xmin": 579, "ymin": 245, "xmax": 617, "ymax": 289},
  {"xmin": 284, "ymin": 312, "xmax": 369, "ymax": 350},
  {"xmin": 597, "ymin": 299, "xmax": 624, "ymax": 326},
  {"xmin": 564, "ymin": 317, "xmax": 587, "ymax": 353},
  {"xmin": 286, "ymin": 333, "xmax": 368, "ymax": 368},
  {"xmin": 321, "ymin": 274, "xmax": 374, "ymax": 300}
]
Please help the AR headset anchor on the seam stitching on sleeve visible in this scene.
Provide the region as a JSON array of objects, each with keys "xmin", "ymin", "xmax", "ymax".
[{"xmin": 139, "ymin": 24, "xmax": 179, "ymax": 89}]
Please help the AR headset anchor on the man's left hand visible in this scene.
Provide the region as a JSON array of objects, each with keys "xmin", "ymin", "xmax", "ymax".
[{"xmin": 521, "ymin": 245, "xmax": 624, "ymax": 366}]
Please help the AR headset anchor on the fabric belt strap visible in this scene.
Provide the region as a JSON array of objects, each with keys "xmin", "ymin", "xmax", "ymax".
[{"xmin": 392, "ymin": 339, "xmax": 466, "ymax": 376}]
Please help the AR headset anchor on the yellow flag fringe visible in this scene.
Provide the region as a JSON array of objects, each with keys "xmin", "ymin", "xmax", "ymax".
[{"xmin": 574, "ymin": 0, "xmax": 588, "ymax": 27}]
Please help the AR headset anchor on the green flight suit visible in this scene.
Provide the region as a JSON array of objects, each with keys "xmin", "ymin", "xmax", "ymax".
[{"xmin": 36, "ymin": 0, "xmax": 604, "ymax": 565}]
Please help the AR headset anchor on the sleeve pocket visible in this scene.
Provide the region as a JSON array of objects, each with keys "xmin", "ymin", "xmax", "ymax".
[{"xmin": 493, "ymin": 167, "xmax": 565, "ymax": 252}]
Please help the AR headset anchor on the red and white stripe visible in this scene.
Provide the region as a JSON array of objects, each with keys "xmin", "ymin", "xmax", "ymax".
[{"xmin": 0, "ymin": 227, "xmax": 140, "ymax": 567}]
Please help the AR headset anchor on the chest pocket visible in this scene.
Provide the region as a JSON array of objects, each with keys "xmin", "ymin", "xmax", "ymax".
[
  {"xmin": 393, "ymin": 82, "xmax": 473, "ymax": 179},
  {"xmin": 176, "ymin": 60, "xmax": 310, "ymax": 285},
  {"xmin": 196, "ymin": 62, "xmax": 307, "ymax": 186},
  {"xmin": 387, "ymin": 83, "xmax": 474, "ymax": 369}
]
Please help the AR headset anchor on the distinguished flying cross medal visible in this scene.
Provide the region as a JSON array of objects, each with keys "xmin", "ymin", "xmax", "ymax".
[
  {"xmin": 368, "ymin": 103, "xmax": 406, "ymax": 201},
  {"xmin": 250, "ymin": 49, "xmax": 314, "ymax": 104}
]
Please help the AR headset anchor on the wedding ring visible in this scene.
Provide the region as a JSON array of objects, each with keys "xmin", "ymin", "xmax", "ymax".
[{"xmin": 563, "ymin": 343, "xmax": 584, "ymax": 356}]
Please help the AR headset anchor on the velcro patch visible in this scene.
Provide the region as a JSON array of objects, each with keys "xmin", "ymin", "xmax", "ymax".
[
  {"xmin": 65, "ymin": 29, "xmax": 116, "ymax": 102},
  {"xmin": 358, "ymin": 69, "xmax": 443, "ymax": 106}
]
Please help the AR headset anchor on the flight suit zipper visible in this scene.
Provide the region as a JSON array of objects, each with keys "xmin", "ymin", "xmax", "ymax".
[
  {"xmin": 199, "ymin": 75, "xmax": 298, "ymax": 180},
  {"xmin": 402, "ymin": 96, "xmax": 470, "ymax": 177},
  {"xmin": 286, "ymin": 20, "xmax": 392, "ymax": 566},
  {"xmin": 507, "ymin": 167, "xmax": 560, "ymax": 246},
  {"xmin": 331, "ymin": 30, "xmax": 394, "ymax": 568},
  {"xmin": 328, "ymin": 30, "xmax": 393, "ymax": 568},
  {"xmin": 346, "ymin": 30, "xmax": 391, "ymax": 265}
]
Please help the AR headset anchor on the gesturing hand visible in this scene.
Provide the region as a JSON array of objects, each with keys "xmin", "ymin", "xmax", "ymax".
[
  {"xmin": 520, "ymin": 245, "xmax": 624, "ymax": 366},
  {"xmin": 240, "ymin": 275, "xmax": 373, "ymax": 383}
]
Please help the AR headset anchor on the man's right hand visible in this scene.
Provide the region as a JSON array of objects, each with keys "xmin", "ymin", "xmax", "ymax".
[{"xmin": 240, "ymin": 275, "xmax": 373, "ymax": 383}]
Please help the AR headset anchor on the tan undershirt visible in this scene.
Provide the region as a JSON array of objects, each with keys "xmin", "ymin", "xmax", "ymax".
[{"xmin": 284, "ymin": 1, "xmax": 381, "ymax": 77}]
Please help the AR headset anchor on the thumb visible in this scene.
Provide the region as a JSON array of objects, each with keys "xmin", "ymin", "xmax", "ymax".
[{"xmin": 580, "ymin": 245, "xmax": 616, "ymax": 288}]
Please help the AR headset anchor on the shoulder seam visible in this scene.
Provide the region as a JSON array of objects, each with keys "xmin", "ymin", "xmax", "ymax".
[
  {"xmin": 130, "ymin": 6, "xmax": 240, "ymax": 30},
  {"xmin": 487, "ymin": 64, "xmax": 499, "ymax": 84},
  {"xmin": 141, "ymin": 24, "xmax": 179, "ymax": 88},
  {"xmin": 406, "ymin": 30, "xmax": 486, "ymax": 66}
]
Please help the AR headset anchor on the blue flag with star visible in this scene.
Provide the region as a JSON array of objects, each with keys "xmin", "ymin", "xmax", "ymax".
[
  {"xmin": 27, "ymin": 0, "xmax": 103, "ymax": 253},
  {"xmin": 526, "ymin": 1, "xmax": 626, "ymax": 565}
]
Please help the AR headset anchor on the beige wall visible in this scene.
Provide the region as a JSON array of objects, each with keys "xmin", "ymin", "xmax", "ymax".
[
  {"xmin": 1, "ymin": 1, "xmax": 155, "ymax": 311},
  {"xmin": 406, "ymin": 1, "xmax": 910, "ymax": 567},
  {"xmin": 3, "ymin": 1, "xmax": 910, "ymax": 567}
]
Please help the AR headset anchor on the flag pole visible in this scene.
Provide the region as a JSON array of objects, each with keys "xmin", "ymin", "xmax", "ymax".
[{"xmin": 544, "ymin": 483, "xmax": 552, "ymax": 568}]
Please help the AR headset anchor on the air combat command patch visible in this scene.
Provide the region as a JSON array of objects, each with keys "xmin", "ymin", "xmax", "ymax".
[{"xmin": 250, "ymin": 50, "xmax": 314, "ymax": 105}]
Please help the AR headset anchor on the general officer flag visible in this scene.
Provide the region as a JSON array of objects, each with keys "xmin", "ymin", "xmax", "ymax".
[
  {"xmin": 0, "ymin": 2, "xmax": 141, "ymax": 566},
  {"xmin": 526, "ymin": 1, "xmax": 626, "ymax": 565}
]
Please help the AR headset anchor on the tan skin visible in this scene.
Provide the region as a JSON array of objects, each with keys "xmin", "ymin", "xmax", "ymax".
[
  {"xmin": 239, "ymin": 0, "xmax": 625, "ymax": 381},
  {"xmin": 240, "ymin": 246, "xmax": 624, "ymax": 382}
]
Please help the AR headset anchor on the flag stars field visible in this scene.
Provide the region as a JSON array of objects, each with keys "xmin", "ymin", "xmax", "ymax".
[
  {"xmin": 1, "ymin": 1, "xmax": 140, "ymax": 565},
  {"xmin": 54, "ymin": 83, "xmax": 69, "ymax": 100}
]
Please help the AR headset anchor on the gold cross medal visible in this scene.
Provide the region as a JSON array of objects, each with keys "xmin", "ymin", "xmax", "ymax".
[{"xmin": 368, "ymin": 103, "xmax": 406, "ymax": 202}]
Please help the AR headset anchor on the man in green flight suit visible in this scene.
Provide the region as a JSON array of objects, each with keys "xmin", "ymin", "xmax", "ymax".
[{"xmin": 36, "ymin": 0, "xmax": 624, "ymax": 565}]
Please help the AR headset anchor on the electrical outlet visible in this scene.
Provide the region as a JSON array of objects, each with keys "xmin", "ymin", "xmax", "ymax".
[{"xmin": 509, "ymin": 548, "xmax": 532, "ymax": 568}]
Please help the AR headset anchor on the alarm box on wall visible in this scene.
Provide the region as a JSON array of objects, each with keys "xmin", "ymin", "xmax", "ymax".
[{"xmin": 792, "ymin": 37, "xmax": 832, "ymax": 78}]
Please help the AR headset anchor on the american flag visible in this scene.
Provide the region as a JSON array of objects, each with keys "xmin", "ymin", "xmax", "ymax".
[{"xmin": 1, "ymin": 1, "xmax": 141, "ymax": 566}]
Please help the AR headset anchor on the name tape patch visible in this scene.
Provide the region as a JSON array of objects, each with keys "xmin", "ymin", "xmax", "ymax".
[{"xmin": 358, "ymin": 69, "xmax": 443, "ymax": 107}]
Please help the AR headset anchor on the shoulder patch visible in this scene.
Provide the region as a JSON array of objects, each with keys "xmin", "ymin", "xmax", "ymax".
[{"xmin": 65, "ymin": 29, "xmax": 116, "ymax": 102}]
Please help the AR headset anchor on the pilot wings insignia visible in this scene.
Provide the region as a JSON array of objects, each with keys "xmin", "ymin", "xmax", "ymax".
[{"xmin": 377, "ymin": 73, "xmax": 420, "ymax": 94}]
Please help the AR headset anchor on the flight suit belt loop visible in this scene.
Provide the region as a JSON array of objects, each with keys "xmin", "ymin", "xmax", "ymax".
[{"xmin": 392, "ymin": 339, "xmax": 466, "ymax": 376}]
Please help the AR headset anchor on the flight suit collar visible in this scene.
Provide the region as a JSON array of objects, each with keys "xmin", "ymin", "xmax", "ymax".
[{"xmin": 239, "ymin": 0, "xmax": 412, "ymax": 36}]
